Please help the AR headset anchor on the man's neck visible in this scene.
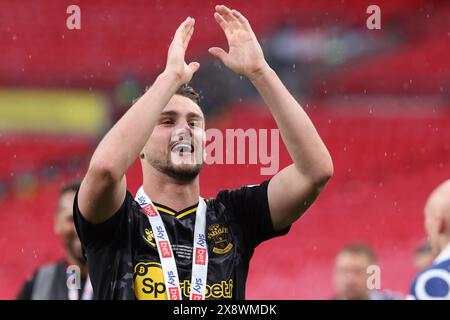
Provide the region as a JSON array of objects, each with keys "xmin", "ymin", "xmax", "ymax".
[
  {"xmin": 435, "ymin": 238, "xmax": 450, "ymax": 263},
  {"xmin": 142, "ymin": 166, "xmax": 200, "ymax": 212}
]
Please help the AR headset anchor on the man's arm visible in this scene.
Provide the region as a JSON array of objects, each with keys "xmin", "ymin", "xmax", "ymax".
[
  {"xmin": 209, "ymin": 5, "xmax": 333, "ymax": 231},
  {"xmin": 78, "ymin": 17, "xmax": 200, "ymax": 223}
]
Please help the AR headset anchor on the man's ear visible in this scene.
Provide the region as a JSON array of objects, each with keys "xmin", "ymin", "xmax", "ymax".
[{"xmin": 437, "ymin": 217, "xmax": 446, "ymax": 234}]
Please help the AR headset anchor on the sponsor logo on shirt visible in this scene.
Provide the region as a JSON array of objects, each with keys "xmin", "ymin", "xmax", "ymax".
[
  {"xmin": 134, "ymin": 262, "xmax": 167, "ymax": 300},
  {"xmin": 134, "ymin": 262, "xmax": 233, "ymax": 300}
]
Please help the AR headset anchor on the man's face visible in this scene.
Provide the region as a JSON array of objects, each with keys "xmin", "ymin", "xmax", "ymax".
[
  {"xmin": 142, "ymin": 94, "xmax": 205, "ymax": 181},
  {"xmin": 55, "ymin": 190, "xmax": 84, "ymax": 264},
  {"xmin": 334, "ymin": 252, "xmax": 372, "ymax": 300}
]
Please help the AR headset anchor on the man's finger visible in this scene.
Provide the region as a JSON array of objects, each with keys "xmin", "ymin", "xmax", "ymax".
[
  {"xmin": 182, "ymin": 18, "xmax": 195, "ymax": 40},
  {"xmin": 216, "ymin": 4, "xmax": 233, "ymax": 16},
  {"xmin": 184, "ymin": 25, "xmax": 194, "ymax": 48},
  {"xmin": 231, "ymin": 9, "xmax": 251, "ymax": 31},
  {"xmin": 188, "ymin": 61, "xmax": 200, "ymax": 74},
  {"xmin": 175, "ymin": 17, "xmax": 191, "ymax": 35},
  {"xmin": 208, "ymin": 47, "xmax": 228, "ymax": 63},
  {"xmin": 214, "ymin": 12, "xmax": 229, "ymax": 33},
  {"xmin": 216, "ymin": 5, "xmax": 238, "ymax": 25},
  {"xmin": 175, "ymin": 17, "xmax": 195, "ymax": 42}
]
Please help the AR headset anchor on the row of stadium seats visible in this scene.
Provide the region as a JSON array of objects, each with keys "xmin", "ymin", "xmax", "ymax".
[
  {"xmin": 321, "ymin": 36, "xmax": 450, "ymax": 95},
  {"xmin": 315, "ymin": 2, "xmax": 450, "ymax": 96},
  {"xmin": 0, "ymin": 135, "xmax": 92, "ymax": 176},
  {"xmin": 0, "ymin": 0, "xmax": 428, "ymax": 87}
]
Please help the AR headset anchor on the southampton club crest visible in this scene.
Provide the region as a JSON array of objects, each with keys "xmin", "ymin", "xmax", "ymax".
[{"xmin": 207, "ymin": 224, "xmax": 233, "ymax": 254}]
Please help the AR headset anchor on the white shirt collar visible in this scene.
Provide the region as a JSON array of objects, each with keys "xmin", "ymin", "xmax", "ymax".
[{"xmin": 434, "ymin": 243, "xmax": 450, "ymax": 265}]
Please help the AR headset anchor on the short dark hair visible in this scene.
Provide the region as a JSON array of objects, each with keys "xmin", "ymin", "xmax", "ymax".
[
  {"xmin": 60, "ymin": 180, "xmax": 81, "ymax": 195},
  {"xmin": 176, "ymin": 84, "xmax": 200, "ymax": 105},
  {"xmin": 56, "ymin": 181, "xmax": 81, "ymax": 216},
  {"xmin": 133, "ymin": 83, "xmax": 201, "ymax": 107},
  {"xmin": 337, "ymin": 243, "xmax": 377, "ymax": 263}
]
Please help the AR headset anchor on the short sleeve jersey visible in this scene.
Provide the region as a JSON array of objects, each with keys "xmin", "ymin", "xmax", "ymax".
[{"xmin": 74, "ymin": 180, "xmax": 290, "ymax": 300}]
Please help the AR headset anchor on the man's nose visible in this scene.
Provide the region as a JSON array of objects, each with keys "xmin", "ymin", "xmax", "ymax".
[
  {"xmin": 179, "ymin": 119, "xmax": 193, "ymax": 131},
  {"xmin": 173, "ymin": 124, "xmax": 192, "ymax": 140}
]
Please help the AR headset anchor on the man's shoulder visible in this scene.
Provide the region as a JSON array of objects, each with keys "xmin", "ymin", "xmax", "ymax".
[
  {"xmin": 435, "ymin": 257, "xmax": 450, "ymax": 269},
  {"xmin": 208, "ymin": 185, "xmax": 245, "ymax": 211},
  {"xmin": 29, "ymin": 260, "xmax": 67, "ymax": 284},
  {"xmin": 213, "ymin": 180, "xmax": 270, "ymax": 203},
  {"xmin": 418, "ymin": 257, "xmax": 450, "ymax": 275},
  {"xmin": 206, "ymin": 180, "xmax": 271, "ymax": 221},
  {"xmin": 35, "ymin": 260, "xmax": 66, "ymax": 273}
]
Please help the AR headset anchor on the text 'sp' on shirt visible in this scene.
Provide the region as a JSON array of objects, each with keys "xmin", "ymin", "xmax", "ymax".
[{"xmin": 73, "ymin": 179, "xmax": 290, "ymax": 300}]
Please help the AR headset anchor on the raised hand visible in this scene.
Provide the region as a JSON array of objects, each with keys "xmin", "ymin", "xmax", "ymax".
[
  {"xmin": 165, "ymin": 17, "xmax": 200, "ymax": 85},
  {"xmin": 208, "ymin": 5, "xmax": 270, "ymax": 81}
]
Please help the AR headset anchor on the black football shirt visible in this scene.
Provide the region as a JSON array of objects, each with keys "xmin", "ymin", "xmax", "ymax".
[{"xmin": 73, "ymin": 179, "xmax": 290, "ymax": 300}]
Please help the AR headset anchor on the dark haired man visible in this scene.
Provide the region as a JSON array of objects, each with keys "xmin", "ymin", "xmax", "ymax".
[
  {"xmin": 333, "ymin": 244, "xmax": 401, "ymax": 300},
  {"xmin": 17, "ymin": 181, "xmax": 92, "ymax": 300},
  {"xmin": 74, "ymin": 5, "xmax": 333, "ymax": 300}
]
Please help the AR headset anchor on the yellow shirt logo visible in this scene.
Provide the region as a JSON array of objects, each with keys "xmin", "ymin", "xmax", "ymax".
[{"xmin": 134, "ymin": 262, "xmax": 233, "ymax": 299}]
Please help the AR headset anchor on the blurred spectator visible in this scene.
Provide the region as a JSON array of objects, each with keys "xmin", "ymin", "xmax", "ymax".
[
  {"xmin": 413, "ymin": 240, "xmax": 436, "ymax": 272},
  {"xmin": 332, "ymin": 243, "xmax": 402, "ymax": 300},
  {"xmin": 16, "ymin": 181, "xmax": 92, "ymax": 300},
  {"xmin": 113, "ymin": 73, "xmax": 143, "ymax": 123},
  {"xmin": 409, "ymin": 180, "xmax": 450, "ymax": 300}
]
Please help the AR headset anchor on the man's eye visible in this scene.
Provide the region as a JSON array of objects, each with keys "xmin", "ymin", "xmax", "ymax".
[
  {"xmin": 190, "ymin": 121, "xmax": 200, "ymax": 127},
  {"xmin": 161, "ymin": 120, "xmax": 174, "ymax": 125}
]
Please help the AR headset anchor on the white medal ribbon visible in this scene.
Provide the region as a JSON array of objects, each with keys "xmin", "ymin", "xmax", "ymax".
[{"xmin": 135, "ymin": 186, "xmax": 208, "ymax": 300}]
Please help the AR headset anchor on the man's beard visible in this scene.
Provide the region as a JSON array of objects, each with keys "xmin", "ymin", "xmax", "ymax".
[{"xmin": 148, "ymin": 155, "xmax": 203, "ymax": 182}]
